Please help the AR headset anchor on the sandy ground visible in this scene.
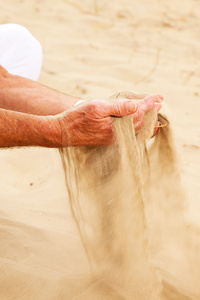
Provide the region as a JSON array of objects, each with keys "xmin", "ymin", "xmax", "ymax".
[{"xmin": 0, "ymin": 0, "xmax": 200, "ymax": 299}]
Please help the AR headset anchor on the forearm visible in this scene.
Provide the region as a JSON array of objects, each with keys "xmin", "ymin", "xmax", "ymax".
[
  {"xmin": 0, "ymin": 66, "xmax": 79, "ymax": 115},
  {"xmin": 0, "ymin": 107, "xmax": 61, "ymax": 148}
]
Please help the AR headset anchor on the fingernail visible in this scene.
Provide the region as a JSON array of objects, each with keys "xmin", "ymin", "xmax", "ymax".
[
  {"xmin": 156, "ymin": 94, "xmax": 164, "ymax": 102},
  {"xmin": 127, "ymin": 101, "xmax": 137, "ymax": 113}
]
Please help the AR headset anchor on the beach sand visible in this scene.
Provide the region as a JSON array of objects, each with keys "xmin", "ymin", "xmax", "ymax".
[{"xmin": 0, "ymin": 0, "xmax": 200, "ymax": 299}]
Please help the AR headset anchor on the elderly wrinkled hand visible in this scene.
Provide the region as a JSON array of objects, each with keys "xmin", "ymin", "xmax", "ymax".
[
  {"xmin": 54, "ymin": 99, "xmax": 137, "ymax": 147},
  {"xmin": 53, "ymin": 94, "xmax": 163, "ymax": 147}
]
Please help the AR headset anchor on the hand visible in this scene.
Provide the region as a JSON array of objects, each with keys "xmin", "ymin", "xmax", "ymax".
[
  {"xmin": 55, "ymin": 99, "xmax": 138, "ymax": 147},
  {"xmin": 127, "ymin": 94, "xmax": 163, "ymax": 134},
  {"xmin": 109, "ymin": 91, "xmax": 163, "ymax": 136}
]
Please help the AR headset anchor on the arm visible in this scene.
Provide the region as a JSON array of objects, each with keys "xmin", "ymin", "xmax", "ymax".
[
  {"xmin": 0, "ymin": 107, "xmax": 61, "ymax": 148},
  {"xmin": 0, "ymin": 66, "xmax": 163, "ymax": 148},
  {"xmin": 0, "ymin": 65, "xmax": 138, "ymax": 148},
  {"xmin": 0, "ymin": 66, "xmax": 79, "ymax": 115},
  {"xmin": 0, "ymin": 98, "xmax": 138, "ymax": 148}
]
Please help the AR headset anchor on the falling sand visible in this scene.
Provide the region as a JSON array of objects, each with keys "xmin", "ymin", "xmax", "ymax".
[
  {"xmin": 0, "ymin": 91, "xmax": 199, "ymax": 299},
  {"xmin": 59, "ymin": 92, "xmax": 200, "ymax": 299}
]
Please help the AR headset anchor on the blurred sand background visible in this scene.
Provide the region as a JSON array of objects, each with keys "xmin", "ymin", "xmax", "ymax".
[{"xmin": 0, "ymin": 0, "xmax": 200, "ymax": 299}]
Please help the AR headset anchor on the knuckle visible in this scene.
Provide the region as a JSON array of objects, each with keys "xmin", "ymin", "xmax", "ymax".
[
  {"xmin": 86, "ymin": 101, "xmax": 105, "ymax": 118},
  {"xmin": 86, "ymin": 102, "xmax": 96, "ymax": 114},
  {"xmin": 114, "ymin": 101, "xmax": 123, "ymax": 115}
]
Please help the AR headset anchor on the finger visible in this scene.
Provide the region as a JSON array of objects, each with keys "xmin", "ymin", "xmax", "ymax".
[
  {"xmin": 133, "ymin": 109, "xmax": 144, "ymax": 123},
  {"xmin": 139, "ymin": 94, "xmax": 163, "ymax": 114},
  {"xmin": 144, "ymin": 94, "xmax": 163, "ymax": 103},
  {"xmin": 106, "ymin": 100, "xmax": 138, "ymax": 117},
  {"xmin": 151, "ymin": 121, "xmax": 161, "ymax": 138},
  {"xmin": 156, "ymin": 94, "xmax": 164, "ymax": 102},
  {"xmin": 151, "ymin": 127, "xmax": 159, "ymax": 138},
  {"xmin": 154, "ymin": 102, "xmax": 162, "ymax": 112},
  {"xmin": 138, "ymin": 96, "xmax": 155, "ymax": 113}
]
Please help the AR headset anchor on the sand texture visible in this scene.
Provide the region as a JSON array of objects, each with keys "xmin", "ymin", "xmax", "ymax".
[{"xmin": 0, "ymin": 0, "xmax": 200, "ymax": 299}]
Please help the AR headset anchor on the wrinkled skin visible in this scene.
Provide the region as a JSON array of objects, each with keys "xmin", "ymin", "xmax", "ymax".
[{"xmin": 56, "ymin": 94, "xmax": 163, "ymax": 147}]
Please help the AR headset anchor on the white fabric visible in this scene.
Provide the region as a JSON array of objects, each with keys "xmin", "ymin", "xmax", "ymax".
[{"xmin": 0, "ymin": 24, "xmax": 43, "ymax": 81}]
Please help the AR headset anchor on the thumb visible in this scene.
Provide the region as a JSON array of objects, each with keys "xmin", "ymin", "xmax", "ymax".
[{"xmin": 106, "ymin": 100, "xmax": 137, "ymax": 117}]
